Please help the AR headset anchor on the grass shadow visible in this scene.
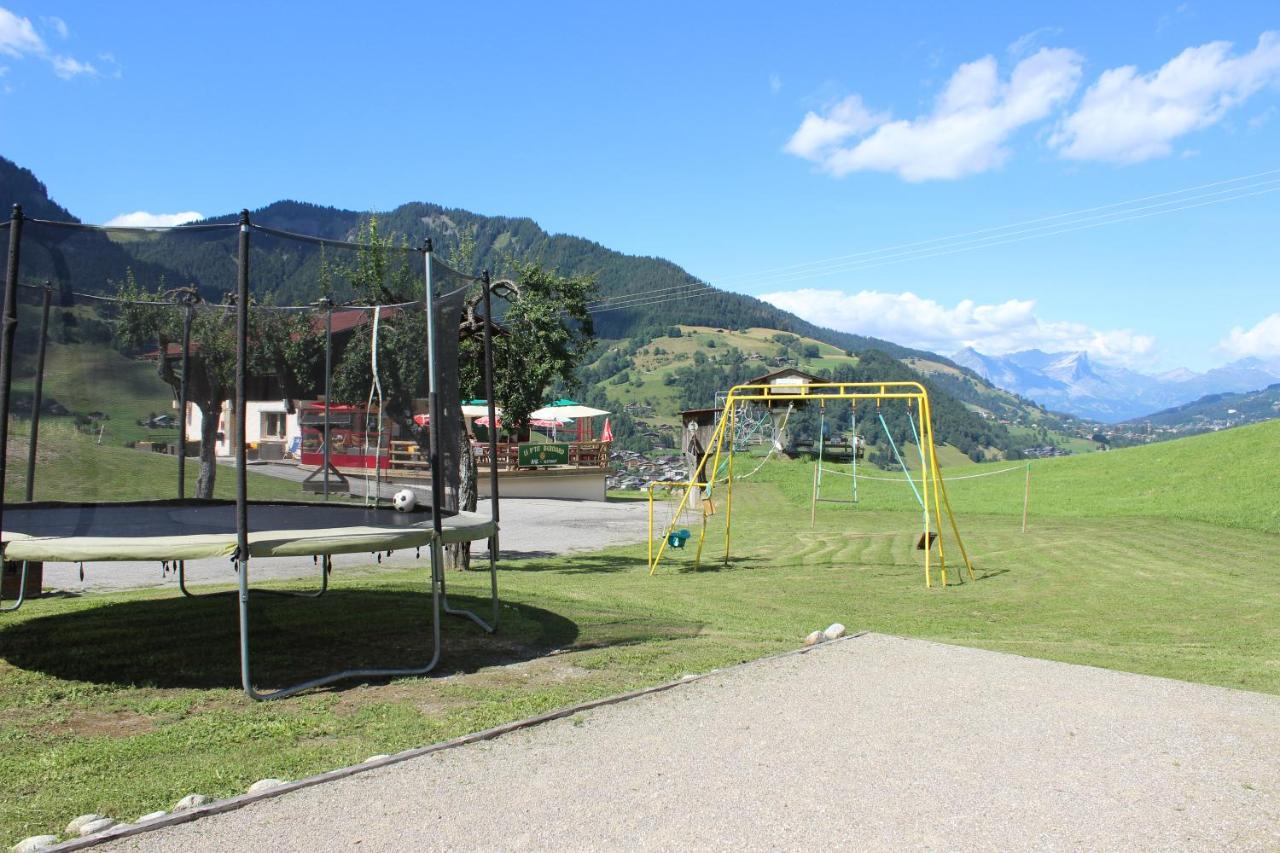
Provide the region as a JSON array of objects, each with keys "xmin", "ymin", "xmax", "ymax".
[
  {"xmin": 500, "ymin": 552, "xmax": 649, "ymax": 574},
  {"xmin": 1, "ymin": 588, "xmax": 580, "ymax": 692}
]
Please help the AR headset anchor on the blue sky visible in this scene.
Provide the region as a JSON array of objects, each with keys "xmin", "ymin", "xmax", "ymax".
[{"xmin": 1, "ymin": 1, "xmax": 1278, "ymax": 372}]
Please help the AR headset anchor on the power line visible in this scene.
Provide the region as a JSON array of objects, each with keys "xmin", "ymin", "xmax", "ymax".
[
  {"xmin": 716, "ymin": 167, "xmax": 1280, "ymax": 287},
  {"xmin": 744, "ymin": 182, "xmax": 1280, "ymax": 288},
  {"xmin": 585, "ymin": 169, "xmax": 1280, "ymax": 317},
  {"xmin": 731, "ymin": 177, "xmax": 1280, "ymax": 289},
  {"xmin": 588, "ymin": 286, "xmax": 716, "ymax": 315}
]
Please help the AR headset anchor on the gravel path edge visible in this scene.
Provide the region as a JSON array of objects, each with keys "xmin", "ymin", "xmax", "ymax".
[{"xmin": 50, "ymin": 632, "xmax": 870, "ymax": 851}]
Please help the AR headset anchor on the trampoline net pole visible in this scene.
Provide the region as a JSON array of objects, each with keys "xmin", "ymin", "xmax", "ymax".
[
  {"xmin": 235, "ymin": 210, "xmax": 253, "ymax": 696},
  {"xmin": 177, "ymin": 296, "xmax": 193, "ymax": 500},
  {"xmin": 0, "ymin": 206, "xmax": 24, "ymax": 591},
  {"xmin": 482, "ymin": 270, "xmax": 500, "ymax": 627}
]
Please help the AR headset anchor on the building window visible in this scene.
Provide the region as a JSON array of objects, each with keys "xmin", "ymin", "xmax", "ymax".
[{"xmin": 262, "ymin": 412, "xmax": 286, "ymax": 439}]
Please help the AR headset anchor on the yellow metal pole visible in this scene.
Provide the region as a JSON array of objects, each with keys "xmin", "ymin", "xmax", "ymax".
[
  {"xmin": 922, "ymin": 393, "xmax": 948, "ymax": 586},
  {"xmin": 694, "ymin": 505, "xmax": 708, "ymax": 569},
  {"xmin": 934, "ymin": 463, "xmax": 975, "ymax": 581},
  {"xmin": 918, "ymin": 393, "xmax": 933, "ymax": 588},
  {"xmin": 650, "ymin": 397, "xmax": 732, "ymax": 575},
  {"xmin": 724, "ymin": 401, "xmax": 736, "ymax": 566}
]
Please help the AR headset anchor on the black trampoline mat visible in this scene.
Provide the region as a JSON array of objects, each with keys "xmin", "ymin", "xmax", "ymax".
[{"xmin": 1, "ymin": 499, "xmax": 448, "ymax": 540}]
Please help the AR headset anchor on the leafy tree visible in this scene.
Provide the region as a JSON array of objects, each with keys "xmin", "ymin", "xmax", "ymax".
[
  {"xmin": 329, "ymin": 217, "xmax": 430, "ymax": 466},
  {"xmin": 458, "ymin": 260, "xmax": 595, "ymax": 431},
  {"xmin": 115, "ymin": 272, "xmax": 319, "ymax": 498},
  {"xmin": 327, "ymin": 219, "xmax": 596, "ymax": 568}
]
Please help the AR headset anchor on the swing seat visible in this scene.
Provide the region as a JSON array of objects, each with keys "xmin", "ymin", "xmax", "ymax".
[
  {"xmin": 916, "ymin": 531, "xmax": 938, "ymax": 551},
  {"xmin": 668, "ymin": 529, "xmax": 692, "ymax": 549}
]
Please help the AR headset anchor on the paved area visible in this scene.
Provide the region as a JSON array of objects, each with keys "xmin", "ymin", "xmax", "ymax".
[
  {"xmin": 39, "ymin": 497, "xmax": 650, "ymax": 593},
  {"xmin": 100, "ymin": 634, "xmax": 1280, "ymax": 851}
]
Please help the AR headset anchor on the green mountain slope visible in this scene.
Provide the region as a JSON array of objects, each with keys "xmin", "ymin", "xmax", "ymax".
[
  {"xmin": 1, "ymin": 156, "xmax": 1085, "ymax": 458},
  {"xmin": 951, "ymin": 419, "xmax": 1280, "ymax": 534},
  {"xmin": 1120, "ymin": 384, "xmax": 1280, "ymax": 434}
]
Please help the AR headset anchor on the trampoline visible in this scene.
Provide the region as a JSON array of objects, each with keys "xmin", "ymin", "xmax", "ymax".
[
  {"xmin": 0, "ymin": 206, "xmax": 511, "ymax": 700},
  {"xmin": 1, "ymin": 500, "xmax": 495, "ymax": 562}
]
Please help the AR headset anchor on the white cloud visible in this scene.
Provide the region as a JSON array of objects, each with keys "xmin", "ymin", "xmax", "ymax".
[
  {"xmin": 0, "ymin": 6, "xmax": 99, "ymax": 78},
  {"xmin": 1248, "ymin": 105, "xmax": 1276, "ymax": 129},
  {"xmin": 758, "ymin": 288, "xmax": 1157, "ymax": 366},
  {"xmin": 785, "ymin": 48, "xmax": 1082, "ymax": 181},
  {"xmin": 0, "ymin": 7, "xmax": 43, "ymax": 57},
  {"xmin": 105, "ymin": 211, "xmax": 205, "ymax": 228},
  {"xmin": 1052, "ymin": 32, "xmax": 1280, "ymax": 163},
  {"xmin": 1009, "ymin": 27, "xmax": 1063, "ymax": 59},
  {"xmin": 50, "ymin": 54, "xmax": 95, "ymax": 79},
  {"xmin": 1218, "ymin": 313, "xmax": 1280, "ymax": 360},
  {"xmin": 783, "ymin": 95, "xmax": 887, "ymax": 160},
  {"xmin": 41, "ymin": 16, "xmax": 68, "ymax": 39},
  {"xmin": 769, "ymin": 73, "xmax": 782, "ymax": 94}
]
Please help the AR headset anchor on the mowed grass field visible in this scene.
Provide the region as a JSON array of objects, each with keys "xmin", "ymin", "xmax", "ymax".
[{"xmin": 1, "ymin": 421, "xmax": 1278, "ymax": 842}]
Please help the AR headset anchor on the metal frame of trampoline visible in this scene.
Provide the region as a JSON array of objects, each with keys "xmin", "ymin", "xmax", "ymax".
[{"xmin": 0, "ymin": 205, "xmax": 506, "ymax": 700}]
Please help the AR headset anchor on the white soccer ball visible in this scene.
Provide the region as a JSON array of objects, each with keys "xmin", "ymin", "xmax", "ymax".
[{"xmin": 392, "ymin": 488, "xmax": 417, "ymax": 512}]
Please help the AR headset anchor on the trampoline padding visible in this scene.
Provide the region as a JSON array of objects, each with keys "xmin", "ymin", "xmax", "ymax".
[{"xmin": 1, "ymin": 500, "xmax": 497, "ymax": 562}]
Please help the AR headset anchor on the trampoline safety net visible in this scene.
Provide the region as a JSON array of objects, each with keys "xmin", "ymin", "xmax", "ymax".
[
  {"xmin": 1, "ymin": 208, "xmax": 503, "ymax": 699},
  {"xmin": 1, "ymin": 216, "xmax": 481, "ymax": 519}
]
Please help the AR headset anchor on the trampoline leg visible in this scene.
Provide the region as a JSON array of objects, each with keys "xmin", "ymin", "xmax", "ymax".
[
  {"xmin": 0, "ymin": 561, "xmax": 28, "ymax": 613},
  {"xmin": 441, "ymin": 538, "xmax": 500, "ymax": 634},
  {"xmin": 180, "ymin": 557, "xmax": 330, "ymax": 599},
  {"xmin": 237, "ymin": 541, "xmax": 444, "ymax": 702},
  {"xmin": 253, "ymin": 555, "xmax": 331, "ymax": 599}
]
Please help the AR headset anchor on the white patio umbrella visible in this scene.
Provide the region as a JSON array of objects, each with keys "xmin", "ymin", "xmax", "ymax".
[{"xmin": 529, "ymin": 404, "xmax": 610, "ymax": 420}]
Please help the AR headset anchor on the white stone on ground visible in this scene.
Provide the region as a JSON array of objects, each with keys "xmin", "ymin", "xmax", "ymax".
[
  {"xmin": 136, "ymin": 811, "xmax": 168, "ymax": 823},
  {"xmin": 172, "ymin": 794, "xmax": 209, "ymax": 811},
  {"xmin": 78, "ymin": 818, "xmax": 117, "ymax": 837},
  {"xmin": 10, "ymin": 835, "xmax": 59, "ymax": 852},
  {"xmin": 65, "ymin": 815, "xmax": 105, "ymax": 835},
  {"xmin": 803, "ymin": 630, "xmax": 825, "ymax": 646},
  {"xmin": 363, "ymin": 755, "xmax": 390, "ymax": 764},
  {"xmin": 247, "ymin": 779, "xmax": 287, "ymax": 794},
  {"xmin": 823, "ymin": 623, "xmax": 846, "ymax": 640}
]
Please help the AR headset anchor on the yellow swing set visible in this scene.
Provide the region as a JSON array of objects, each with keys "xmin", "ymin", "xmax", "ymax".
[{"xmin": 648, "ymin": 380, "xmax": 975, "ymax": 587}]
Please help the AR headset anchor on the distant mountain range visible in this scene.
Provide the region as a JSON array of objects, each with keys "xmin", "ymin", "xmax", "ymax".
[
  {"xmin": 952, "ymin": 347, "xmax": 1280, "ymax": 422},
  {"xmin": 1, "ymin": 154, "xmax": 1061, "ymax": 458}
]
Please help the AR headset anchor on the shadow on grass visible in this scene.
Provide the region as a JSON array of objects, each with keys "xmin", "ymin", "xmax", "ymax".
[
  {"xmin": 501, "ymin": 552, "xmax": 649, "ymax": 574},
  {"xmin": 1, "ymin": 589, "xmax": 587, "ymax": 691},
  {"xmin": 673, "ymin": 555, "xmax": 755, "ymax": 573}
]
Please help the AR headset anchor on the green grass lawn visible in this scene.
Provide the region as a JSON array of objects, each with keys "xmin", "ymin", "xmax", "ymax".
[
  {"xmin": 10, "ymin": 341, "xmax": 178, "ymax": 448},
  {"xmin": 5, "ymin": 422, "xmax": 314, "ymax": 503},
  {"xmin": 1, "ymin": 421, "xmax": 1278, "ymax": 842}
]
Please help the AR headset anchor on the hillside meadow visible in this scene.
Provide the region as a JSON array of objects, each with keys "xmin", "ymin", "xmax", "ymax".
[{"xmin": 0, "ymin": 420, "xmax": 1277, "ymax": 842}]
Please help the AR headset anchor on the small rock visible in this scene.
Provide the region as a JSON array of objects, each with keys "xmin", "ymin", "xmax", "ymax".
[
  {"xmin": 65, "ymin": 814, "xmax": 105, "ymax": 835},
  {"xmin": 11, "ymin": 835, "xmax": 59, "ymax": 852},
  {"xmin": 823, "ymin": 623, "xmax": 847, "ymax": 640},
  {"xmin": 247, "ymin": 778, "xmax": 287, "ymax": 794},
  {"xmin": 803, "ymin": 630, "xmax": 826, "ymax": 647},
  {"xmin": 172, "ymin": 794, "xmax": 209, "ymax": 811},
  {"xmin": 363, "ymin": 754, "xmax": 390, "ymax": 764},
  {"xmin": 79, "ymin": 818, "xmax": 117, "ymax": 837},
  {"xmin": 136, "ymin": 811, "xmax": 168, "ymax": 822}
]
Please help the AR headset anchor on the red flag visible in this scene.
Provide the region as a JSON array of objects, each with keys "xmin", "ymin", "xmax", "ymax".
[{"xmin": 600, "ymin": 418, "xmax": 614, "ymax": 443}]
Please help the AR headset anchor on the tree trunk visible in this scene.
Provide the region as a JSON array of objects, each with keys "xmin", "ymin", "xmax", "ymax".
[
  {"xmin": 195, "ymin": 399, "xmax": 222, "ymax": 499},
  {"xmin": 445, "ymin": 425, "xmax": 477, "ymax": 571}
]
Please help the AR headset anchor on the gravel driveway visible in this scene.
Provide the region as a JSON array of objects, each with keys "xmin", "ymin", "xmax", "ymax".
[{"xmin": 92, "ymin": 634, "xmax": 1280, "ymax": 851}]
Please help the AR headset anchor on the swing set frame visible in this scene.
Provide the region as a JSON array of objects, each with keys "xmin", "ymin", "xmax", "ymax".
[{"xmin": 649, "ymin": 381, "xmax": 975, "ymax": 587}]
